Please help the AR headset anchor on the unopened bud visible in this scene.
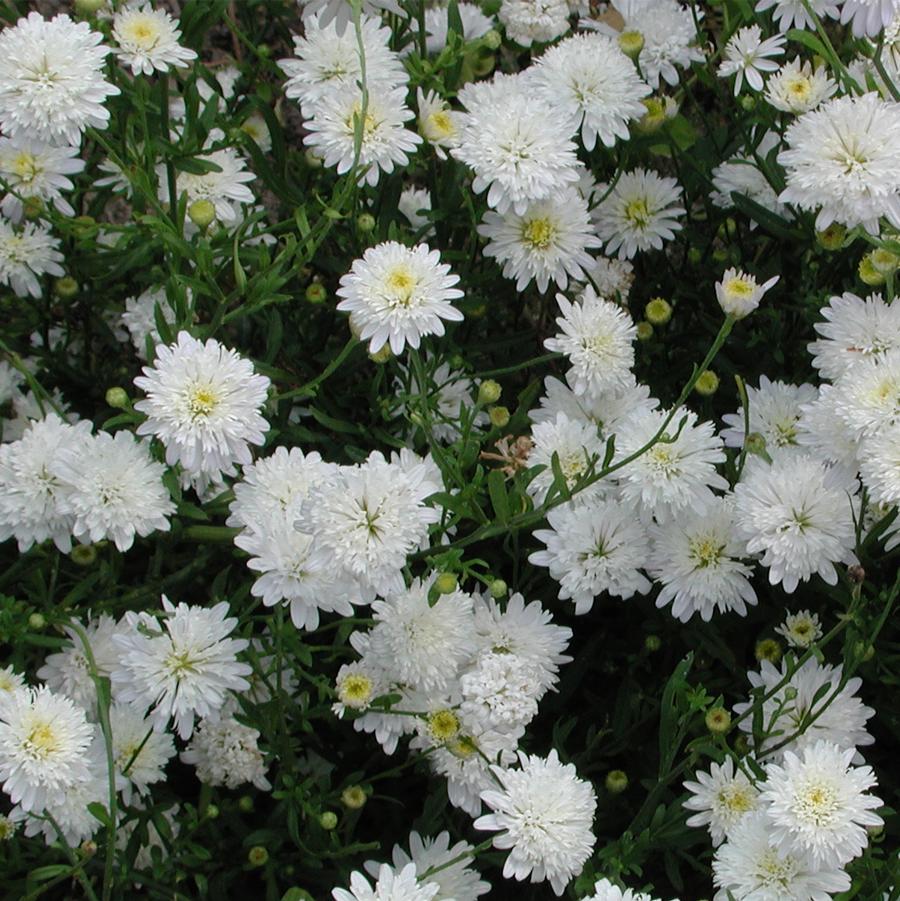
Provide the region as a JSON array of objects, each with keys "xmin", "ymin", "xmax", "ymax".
[
  {"xmin": 323, "ymin": 207, "xmax": 342, "ymax": 221},
  {"xmin": 847, "ymin": 564, "xmax": 865, "ymax": 584},
  {"xmin": 605, "ymin": 770, "xmax": 628, "ymax": 794},
  {"xmin": 357, "ymin": 213, "xmax": 376, "ymax": 233},
  {"xmin": 481, "ymin": 29, "xmax": 502, "ymax": 50},
  {"xmin": 105, "ymin": 387, "xmax": 129, "ymax": 409},
  {"xmin": 636, "ymin": 321, "xmax": 654, "ymax": 341},
  {"xmin": 489, "ymin": 405, "xmax": 510, "ymax": 428},
  {"xmin": 636, "ymin": 97, "xmax": 667, "ymax": 134},
  {"xmin": 755, "ymin": 638, "xmax": 782, "ymax": 664},
  {"xmin": 305, "ymin": 282, "xmax": 327, "ymax": 304},
  {"xmin": 618, "ymin": 30, "xmax": 644, "ymax": 59},
  {"xmin": 188, "ymin": 199, "xmax": 216, "ymax": 229},
  {"xmin": 28, "ymin": 613, "xmax": 46, "ymax": 630},
  {"xmin": 247, "ymin": 845, "xmax": 268, "ymax": 866},
  {"xmin": 859, "ymin": 252, "xmax": 885, "ymax": 286},
  {"xmin": 238, "ymin": 795, "xmax": 254, "ymax": 813},
  {"xmin": 645, "ymin": 297, "xmax": 672, "ymax": 325},
  {"xmin": 739, "ymin": 94, "xmax": 756, "ymax": 112},
  {"xmin": 341, "ymin": 785, "xmax": 368, "ymax": 810},
  {"xmin": 644, "ymin": 634, "xmax": 661, "ymax": 652},
  {"xmin": 816, "ymin": 223, "xmax": 846, "ymax": 251},
  {"xmin": 435, "ymin": 572, "xmax": 458, "ymax": 594},
  {"xmin": 705, "ymin": 707, "xmax": 731, "ymax": 733},
  {"xmin": 304, "ymin": 149, "xmax": 323, "ymax": 169},
  {"xmin": 70, "ymin": 544, "xmax": 97, "ymax": 567},
  {"xmin": 22, "ymin": 197, "xmax": 44, "ymax": 221},
  {"xmin": 368, "ymin": 344, "xmax": 392, "ymax": 364},
  {"xmin": 489, "ymin": 578, "xmax": 507, "ymax": 599},
  {"xmin": 319, "ymin": 811, "xmax": 338, "ymax": 831},
  {"xmin": 694, "ymin": 370, "xmax": 720, "ymax": 396},
  {"xmin": 205, "ymin": 804, "xmax": 220, "ymax": 820},
  {"xmin": 745, "ymin": 432, "xmax": 768, "ymax": 458},
  {"xmin": 80, "ymin": 839, "xmax": 98, "ymax": 857},
  {"xmin": 478, "ymin": 380, "xmax": 501, "ymax": 405},
  {"xmin": 870, "ymin": 247, "xmax": 899, "ymax": 275},
  {"xmin": 55, "ymin": 276, "xmax": 79, "ymax": 299}
]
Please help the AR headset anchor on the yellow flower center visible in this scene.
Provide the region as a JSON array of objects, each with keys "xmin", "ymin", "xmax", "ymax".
[
  {"xmin": 724, "ymin": 277, "xmax": 754, "ymax": 297},
  {"xmin": 521, "ymin": 217, "xmax": 556, "ymax": 250},
  {"xmin": 794, "ymin": 779, "xmax": 840, "ymax": 827},
  {"xmin": 164, "ymin": 649, "xmax": 199, "ymax": 677},
  {"xmin": 339, "ymin": 673, "xmax": 374, "ymax": 707},
  {"xmin": 717, "ymin": 784, "xmax": 756, "ymax": 815},
  {"xmin": 345, "ymin": 104, "xmax": 377, "ymax": 138},
  {"xmin": 11, "ymin": 152, "xmax": 39, "ymax": 183},
  {"xmin": 426, "ymin": 709, "xmax": 461, "ymax": 742},
  {"xmin": 623, "ymin": 197, "xmax": 651, "ymax": 229},
  {"xmin": 384, "ymin": 265, "xmax": 418, "ymax": 306},
  {"xmin": 785, "ymin": 75, "xmax": 812, "ymax": 103},
  {"xmin": 689, "ymin": 536, "xmax": 725, "ymax": 568},
  {"xmin": 122, "ymin": 15, "xmax": 161, "ymax": 50},
  {"xmin": 186, "ymin": 385, "xmax": 218, "ymax": 419},
  {"xmin": 25, "ymin": 721, "xmax": 59, "ymax": 758},
  {"xmin": 425, "ymin": 110, "xmax": 455, "ymax": 140},
  {"xmin": 447, "ymin": 734, "xmax": 478, "ymax": 759}
]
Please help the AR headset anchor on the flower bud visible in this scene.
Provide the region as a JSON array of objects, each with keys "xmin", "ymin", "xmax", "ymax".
[
  {"xmin": 618, "ymin": 30, "xmax": 644, "ymax": 59},
  {"xmin": 636, "ymin": 97, "xmax": 666, "ymax": 134},
  {"xmin": 636, "ymin": 321, "xmax": 654, "ymax": 341},
  {"xmin": 858, "ymin": 253, "xmax": 885, "ymax": 286},
  {"xmin": 644, "ymin": 634, "xmax": 661, "ymax": 652},
  {"xmin": 871, "ymin": 247, "xmax": 899, "ymax": 275},
  {"xmin": 755, "ymin": 638, "xmax": 782, "ymax": 664},
  {"xmin": 481, "ymin": 29, "xmax": 502, "ymax": 50},
  {"xmin": 323, "ymin": 207, "xmax": 343, "ymax": 221},
  {"xmin": 304, "ymin": 149, "xmax": 323, "ymax": 169},
  {"xmin": 368, "ymin": 344, "xmax": 392, "ymax": 364},
  {"xmin": 305, "ymin": 282, "xmax": 327, "ymax": 304},
  {"xmin": 357, "ymin": 213, "xmax": 376, "ymax": 233},
  {"xmin": 694, "ymin": 370, "xmax": 720, "ymax": 396},
  {"xmin": 478, "ymin": 379, "xmax": 502, "ymax": 405},
  {"xmin": 341, "ymin": 785, "xmax": 368, "ymax": 810},
  {"xmin": 80, "ymin": 839, "xmax": 98, "ymax": 857},
  {"xmin": 489, "ymin": 578, "xmax": 508, "ymax": 598},
  {"xmin": 238, "ymin": 795, "xmax": 254, "ymax": 813},
  {"xmin": 644, "ymin": 297, "xmax": 672, "ymax": 326},
  {"xmin": 489, "ymin": 405, "xmax": 510, "ymax": 428},
  {"xmin": 435, "ymin": 572, "xmax": 458, "ymax": 594},
  {"xmin": 247, "ymin": 846, "xmax": 268, "ymax": 866},
  {"xmin": 605, "ymin": 770, "xmax": 628, "ymax": 794},
  {"xmin": 28, "ymin": 612, "xmax": 46, "ymax": 631},
  {"xmin": 105, "ymin": 387, "xmax": 129, "ymax": 409},
  {"xmin": 54, "ymin": 276, "xmax": 79, "ymax": 299},
  {"xmin": 816, "ymin": 223, "xmax": 846, "ymax": 251},
  {"xmin": 205, "ymin": 804, "xmax": 220, "ymax": 820},
  {"xmin": 188, "ymin": 199, "xmax": 216, "ymax": 230},
  {"xmin": 70, "ymin": 544, "xmax": 97, "ymax": 567},
  {"xmin": 705, "ymin": 707, "xmax": 731, "ymax": 733},
  {"xmin": 426, "ymin": 709, "xmax": 461, "ymax": 743},
  {"xmin": 739, "ymin": 94, "xmax": 756, "ymax": 112},
  {"xmin": 319, "ymin": 811, "xmax": 338, "ymax": 831}
]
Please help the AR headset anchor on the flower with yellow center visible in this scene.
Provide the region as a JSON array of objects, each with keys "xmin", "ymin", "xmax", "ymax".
[
  {"xmin": 425, "ymin": 709, "xmax": 461, "ymax": 743},
  {"xmin": 112, "ymin": 2, "xmax": 197, "ymax": 77},
  {"xmin": 716, "ymin": 267, "xmax": 779, "ymax": 319}
]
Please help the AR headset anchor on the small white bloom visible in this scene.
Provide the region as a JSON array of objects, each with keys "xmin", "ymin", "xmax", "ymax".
[
  {"xmin": 718, "ymin": 25, "xmax": 786, "ymax": 95},
  {"xmin": 299, "ymin": 0, "xmax": 405, "ymax": 35},
  {"xmin": 460, "ymin": 651, "xmax": 542, "ymax": 733},
  {"xmin": 0, "ymin": 138, "xmax": 84, "ymax": 221},
  {"xmin": 755, "ymin": 0, "xmax": 840, "ymax": 31},
  {"xmin": 416, "ymin": 88, "xmax": 463, "ymax": 160},
  {"xmin": 112, "ymin": 2, "xmax": 197, "ymax": 76},
  {"xmin": 831, "ymin": 348, "xmax": 900, "ymax": 439},
  {"xmin": 333, "ymin": 862, "xmax": 439, "ymax": 901},
  {"xmin": 765, "ymin": 58, "xmax": 836, "ymax": 114},
  {"xmin": 775, "ymin": 610, "xmax": 823, "ymax": 649},
  {"xmin": 120, "ymin": 287, "xmax": 177, "ymax": 360},
  {"xmin": 683, "ymin": 757, "xmax": 760, "ymax": 845},
  {"xmin": 582, "ymin": 878, "xmax": 662, "ymax": 901},
  {"xmin": 711, "ymin": 136, "xmax": 789, "ymax": 224},
  {"xmin": 716, "ymin": 267, "xmax": 779, "ymax": 319},
  {"xmin": 0, "ymin": 218, "xmax": 65, "ymax": 298},
  {"xmin": 398, "ymin": 186, "xmax": 433, "ymax": 235},
  {"xmin": 110, "ymin": 703, "xmax": 175, "ymax": 803},
  {"xmin": 721, "ymin": 376, "xmax": 817, "ymax": 453},
  {"xmin": 499, "ymin": 0, "xmax": 570, "ymax": 46},
  {"xmin": 337, "ymin": 241, "xmax": 464, "ymax": 355}
]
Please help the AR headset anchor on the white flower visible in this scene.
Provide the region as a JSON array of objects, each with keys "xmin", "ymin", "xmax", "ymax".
[
  {"xmin": 416, "ymin": 88, "xmax": 463, "ymax": 160},
  {"xmin": 398, "ymin": 186, "xmax": 433, "ymax": 235},
  {"xmin": 777, "ymin": 93, "xmax": 900, "ymax": 233},
  {"xmin": 377, "ymin": 830, "xmax": 491, "ymax": 900},
  {"xmin": 0, "ymin": 218, "xmax": 64, "ymax": 298},
  {"xmin": 475, "ymin": 749, "xmax": 596, "ymax": 896},
  {"xmin": 683, "ymin": 757, "xmax": 760, "ymax": 845},
  {"xmin": 35, "ymin": 614, "xmax": 122, "ymax": 715},
  {"xmin": 614, "ymin": 407, "xmax": 728, "ymax": 522},
  {"xmin": 366, "ymin": 576, "xmax": 476, "ymax": 693},
  {"xmin": 776, "ymin": 610, "xmax": 823, "ymax": 649},
  {"xmin": 734, "ymin": 453, "xmax": 858, "ymax": 593},
  {"xmin": 531, "ymin": 32, "xmax": 650, "ymax": 149},
  {"xmin": 0, "ymin": 414, "xmax": 92, "ymax": 553},
  {"xmin": 304, "ymin": 86, "xmax": 422, "ymax": 187},
  {"xmin": 296, "ymin": 452, "xmax": 440, "ymax": 601},
  {"xmin": 840, "ymin": 0, "xmax": 900, "ymax": 36},
  {"xmin": 478, "ymin": 190, "xmax": 602, "ymax": 294},
  {"xmin": 831, "ymin": 348, "xmax": 900, "ymax": 439},
  {"xmin": 453, "ymin": 76, "xmax": 580, "ymax": 215},
  {"xmin": 121, "ymin": 287, "xmax": 177, "ymax": 359},
  {"xmin": 158, "ymin": 145, "xmax": 255, "ymax": 226},
  {"xmin": 530, "ymin": 498, "xmax": 651, "ymax": 614},
  {"xmin": 110, "ymin": 703, "xmax": 175, "ymax": 803},
  {"xmin": 181, "ymin": 707, "xmax": 271, "ymax": 791},
  {"xmin": 734, "ymin": 658, "xmax": 875, "ymax": 762},
  {"xmin": 583, "ymin": 878, "xmax": 662, "ymax": 901},
  {"xmin": 808, "ymin": 291, "xmax": 900, "ymax": 380},
  {"xmin": 718, "ymin": 26, "xmax": 786, "ymax": 95},
  {"xmin": 133, "ymin": 331, "xmax": 271, "ymax": 485},
  {"xmin": 112, "ymin": 2, "xmax": 197, "ymax": 76},
  {"xmin": 593, "ymin": 168, "xmax": 685, "ymax": 260},
  {"xmin": 499, "ymin": 0, "xmax": 570, "ymax": 46},
  {"xmin": 280, "ymin": 13, "xmax": 406, "ymax": 114},
  {"xmin": 755, "ymin": 0, "xmax": 840, "ymax": 31},
  {"xmin": 0, "ymin": 12, "xmax": 120, "ymax": 145},
  {"xmin": 721, "ymin": 376, "xmax": 817, "ymax": 453},
  {"xmin": 112, "ymin": 596, "xmax": 251, "ymax": 739},
  {"xmin": 760, "ymin": 740, "xmax": 883, "ymax": 869},
  {"xmin": 716, "ymin": 267, "xmax": 779, "ymax": 319},
  {"xmin": 299, "ymin": 0, "xmax": 405, "ymax": 35},
  {"xmin": 859, "ymin": 422, "xmax": 900, "ymax": 505},
  {"xmin": 765, "ymin": 58, "xmax": 836, "ymax": 114},
  {"xmin": 460, "ymin": 651, "xmax": 542, "ymax": 733},
  {"xmin": 52, "ymin": 429, "xmax": 174, "ymax": 552},
  {"xmin": 333, "ymin": 863, "xmax": 439, "ymax": 901},
  {"xmin": 649, "ymin": 496, "xmax": 757, "ymax": 622},
  {"xmin": 711, "ymin": 139, "xmax": 789, "ymax": 223},
  {"xmin": 424, "ymin": 2, "xmax": 494, "ymax": 54},
  {"xmin": 337, "ymin": 241, "xmax": 463, "ymax": 355},
  {"xmin": 712, "ymin": 810, "xmax": 851, "ymax": 901},
  {"xmin": 797, "ymin": 386, "xmax": 862, "ymax": 467},
  {"xmin": 544, "ymin": 288, "xmax": 636, "ymax": 397},
  {"xmin": 0, "ymin": 138, "xmax": 84, "ymax": 221},
  {"xmin": 0, "ymin": 666, "xmax": 25, "ymax": 696},
  {"xmin": 0, "ymin": 685, "xmax": 94, "ymax": 814}
]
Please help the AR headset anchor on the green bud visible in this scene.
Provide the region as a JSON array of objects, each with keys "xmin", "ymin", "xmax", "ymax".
[
  {"xmin": 28, "ymin": 613, "xmax": 46, "ymax": 631},
  {"xmin": 871, "ymin": 247, "xmax": 899, "ymax": 275},
  {"xmin": 435, "ymin": 572, "xmax": 458, "ymax": 594},
  {"xmin": 739, "ymin": 94, "xmax": 756, "ymax": 112},
  {"xmin": 489, "ymin": 578, "xmax": 508, "ymax": 599},
  {"xmin": 687, "ymin": 247, "xmax": 703, "ymax": 266},
  {"xmin": 55, "ymin": 276, "xmax": 79, "ymax": 299},
  {"xmin": 22, "ymin": 197, "xmax": 44, "ymax": 221},
  {"xmin": 605, "ymin": 770, "xmax": 629, "ymax": 794},
  {"xmin": 745, "ymin": 432, "xmax": 769, "ymax": 459},
  {"xmin": 859, "ymin": 252, "xmax": 885, "ymax": 286},
  {"xmin": 618, "ymin": 30, "xmax": 644, "ymax": 59},
  {"xmin": 305, "ymin": 282, "xmax": 327, "ymax": 304},
  {"xmin": 70, "ymin": 544, "xmax": 97, "ymax": 567},
  {"xmin": 205, "ymin": 804, "xmax": 220, "ymax": 820},
  {"xmin": 304, "ymin": 149, "xmax": 323, "ymax": 169},
  {"xmin": 705, "ymin": 707, "xmax": 731, "ymax": 734},
  {"xmin": 636, "ymin": 321, "xmax": 654, "ymax": 341},
  {"xmin": 72, "ymin": 216, "xmax": 97, "ymax": 239},
  {"xmin": 105, "ymin": 387, "xmax": 129, "ymax": 409},
  {"xmin": 323, "ymin": 207, "xmax": 343, "ymax": 221},
  {"xmin": 368, "ymin": 344, "xmax": 392, "ymax": 364},
  {"xmin": 644, "ymin": 634, "xmax": 661, "ymax": 652},
  {"xmin": 238, "ymin": 795, "xmax": 254, "ymax": 813},
  {"xmin": 247, "ymin": 846, "xmax": 268, "ymax": 866},
  {"xmin": 341, "ymin": 785, "xmax": 368, "ymax": 810},
  {"xmin": 635, "ymin": 97, "xmax": 666, "ymax": 134},
  {"xmin": 644, "ymin": 297, "xmax": 672, "ymax": 326},
  {"xmin": 80, "ymin": 839, "xmax": 98, "ymax": 857},
  {"xmin": 478, "ymin": 379, "xmax": 502, "ymax": 405},
  {"xmin": 816, "ymin": 223, "xmax": 846, "ymax": 251},
  {"xmin": 357, "ymin": 213, "xmax": 376, "ymax": 233},
  {"xmin": 755, "ymin": 638, "xmax": 782, "ymax": 664},
  {"xmin": 489, "ymin": 405, "xmax": 510, "ymax": 429},
  {"xmin": 481, "ymin": 29, "xmax": 502, "ymax": 50},
  {"xmin": 319, "ymin": 811, "xmax": 338, "ymax": 831},
  {"xmin": 188, "ymin": 199, "xmax": 216, "ymax": 230},
  {"xmin": 694, "ymin": 370, "xmax": 720, "ymax": 396}
]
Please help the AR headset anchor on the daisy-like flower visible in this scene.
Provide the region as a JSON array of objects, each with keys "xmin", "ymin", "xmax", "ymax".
[
  {"xmin": 366, "ymin": 576, "xmax": 476, "ymax": 693},
  {"xmin": 530, "ymin": 498, "xmax": 651, "ymax": 613},
  {"xmin": 683, "ymin": 757, "xmax": 760, "ymax": 845},
  {"xmin": 112, "ymin": 596, "xmax": 251, "ymax": 739},
  {"xmin": 808, "ymin": 292, "xmax": 900, "ymax": 380},
  {"xmin": 859, "ymin": 422, "xmax": 900, "ymax": 505},
  {"xmin": 0, "ymin": 414, "xmax": 92, "ymax": 553},
  {"xmin": 337, "ymin": 241, "xmax": 463, "ymax": 355},
  {"xmin": 453, "ymin": 76, "xmax": 580, "ymax": 215},
  {"xmin": 476, "ymin": 749, "xmax": 596, "ymax": 896},
  {"xmin": 416, "ymin": 88, "xmax": 463, "ymax": 160},
  {"xmin": 109, "ymin": 703, "xmax": 175, "ymax": 804},
  {"xmin": 0, "ymin": 12, "xmax": 120, "ymax": 145},
  {"xmin": 398, "ymin": 186, "xmax": 433, "ymax": 235},
  {"xmin": 777, "ymin": 93, "xmax": 900, "ymax": 233},
  {"xmin": 498, "ymin": 0, "xmax": 570, "ymax": 46},
  {"xmin": 531, "ymin": 33, "xmax": 650, "ymax": 149},
  {"xmin": 716, "ymin": 267, "xmax": 779, "ymax": 319},
  {"xmin": 832, "ymin": 348, "xmax": 900, "ymax": 439},
  {"xmin": 583, "ymin": 878, "xmax": 662, "ymax": 901},
  {"xmin": 478, "ymin": 190, "xmax": 602, "ymax": 294},
  {"xmin": 0, "ymin": 685, "xmax": 94, "ymax": 814},
  {"xmin": 112, "ymin": 2, "xmax": 197, "ymax": 76},
  {"xmin": 375, "ymin": 830, "xmax": 491, "ymax": 900},
  {"xmin": 304, "ymin": 86, "xmax": 422, "ymax": 187},
  {"xmin": 734, "ymin": 453, "xmax": 858, "ymax": 593},
  {"xmin": 760, "ymin": 740, "xmax": 883, "ymax": 870},
  {"xmin": 120, "ymin": 287, "xmax": 177, "ymax": 360},
  {"xmin": 776, "ymin": 610, "xmax": 823, "ymax": 648},
  {"xmin": 296, "ymin": 451, "xmax": 441, "ymax": 601},
  {"xmin": 299, "ymin": 0, "xmax": 405, "ymax": 35},
  {"xmin": 461, "ymin": 651, "xmax": 542, "ymax": 734},
  {"xmin": 840, "ymin": 0, "xmax": 900, "ymax": 36},
  {"xmin": 614, "ymin": 407, "xmax": 728, "ymax": 522},
  {"xmin": 181, "ymin": 707, "xmax": 271, "ymax": 791},
  {"xmin": 0, "ymin": 666, "xmax": 25, "ymax": 696},
  {"xmin": 590, "ymin": 255, "xmax": 635, "ymax": 301},
  {"xmin": 133, "ymin": 331, "xmax": 271, "ymax": 485},
  {"xmin": 711, "ymin": 139, "xmax": 789, "ymax": 223},
  {"xmin": 0, "ymin": 218, "xmax": 64, "ymax": 298},
  {"xmin": 0, "ymin": 138, "xmax": 84, "ymax": 221},
  {"xmin": 718, "ymin": 25, "xmax": 786, "ymax": 95},
  {"xmin": 158, "ymin": 146, "xmax": 255, "ymax": 227},
  {"xmin": 544, "ymin": 288, "xmax": 636, "ymax": 397},
  {"xmin": 280, "ymin": 13, "xmax": 406, "ymax": 114},
  {"xmin": 734, "ymin": 658, "xmax": 875, "ymax": 761},
  {"xmin": 755, "ymin": 0, "xmax": 841, "ymax": 31},
  {"xmin": 765, "ymin": 58, "xmax": 836, "ymax": 114},
  {"xmin": 712, "ymin": 810, "xmax": 852, "ymax": 901},
  {"xmin": 593, "ymin": 168, "xmax": 685, "ymax": 260},
  {"xmin": 721, "ymin": 377, "xmax": 817, "ymax": 453},
  {"xmin": 424, "ymin": 2, "xmax": 494, "ymax": 54},
  {"xmin": 648, "ymin": 496, "xmax": 757, "ymax": 622},
  {"xmin": 333, "ymin": 863, "xmax": 439, "ymax": 901},
  {"xmin": 52, "ymin": 429, "xmax": 174, "ymax": 552}
]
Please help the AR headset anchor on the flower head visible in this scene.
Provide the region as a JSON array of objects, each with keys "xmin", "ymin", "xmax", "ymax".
[
  {"xmin": 683, "ymin": 757, "xmax": 760, "ymax": 845},
  {"xmin": 718, "ymin": 25, "xmax": 786, "ymax": 95},
  {"xmin": 716, "ymin": 267, "xmax": 779, "ymax": 319},
  {"xmin": 0, "ymin": 218, "xmax": 64, "ymax": 298},
  {"xmin": 112, "ymin": 2, "xmax": 197, "ymax": 76}
]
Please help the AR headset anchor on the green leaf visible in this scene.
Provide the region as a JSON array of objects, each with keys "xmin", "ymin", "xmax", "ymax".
[
  {"xmin": 785, "ymin": 28, "xmax": 830, "ymax": 60},
  {"xmin": 730, "ymin": 191, "xmax": 798, "ymax": 240},
  {"xmin": 667, "ymin": 115, "xmax": 697, "ymax": 151},
  {"xmin": 487, "ymin": 469, "xmax": 510, "ymax": 524},
  {"xmin": 28, "ymin": 865, "xmax": 74, "ymax": 883},
  {"xmin": 88, "ymin": 802, "xmax": 112, "ymax": 828}
]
